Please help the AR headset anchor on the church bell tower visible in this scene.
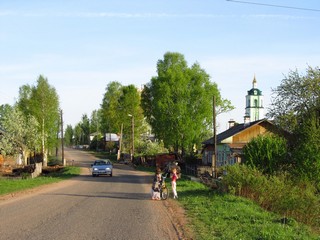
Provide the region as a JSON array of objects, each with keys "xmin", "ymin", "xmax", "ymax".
[{"xmin": 244, "ymin": 75, "xmax": 264, "ymax": 122}]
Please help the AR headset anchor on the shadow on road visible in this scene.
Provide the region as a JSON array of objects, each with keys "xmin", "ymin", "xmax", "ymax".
[
  {"xmin": 43, "ymin": 191, "xmax": 151, "ymax": 200},
  {"xmin": 73, "ymin": 164, "xmax": 154, "ymax": 185}
]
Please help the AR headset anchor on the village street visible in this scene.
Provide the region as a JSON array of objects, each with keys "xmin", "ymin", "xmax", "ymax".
[{"xmin": 0, "ymin": 148, "xmax": 185, "ymax": 240}]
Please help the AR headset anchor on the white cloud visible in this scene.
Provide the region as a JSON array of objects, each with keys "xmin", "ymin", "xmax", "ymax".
[{"xmin": 0, "ymin": 9, "xmax": 310, "ymax": 21}]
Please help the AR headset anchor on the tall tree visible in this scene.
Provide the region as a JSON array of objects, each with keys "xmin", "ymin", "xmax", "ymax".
[
  {"xmin": 73, "ymin": 123, "xmax": 83, "ymax": 146},
  {"xmin": 100, "ymin": 81, "xmax": 123, "ymax": 134},
  {"xmin": 141, "ymin": 52, "xmax": 234, "ymax": 154},
  {"xmin": 64, "ymin": 124, "xmax": 74, "ymax": 147},
  {"xmin": 100, "ymin": 82, "xmax": 145, "ymax": 154},
  {"xmin": 118, "ymin": 84, "xmax": 145, "ymax": 154},
  {"xmin": 17, "ymin": 75, "xmax": 60, "ymax": 166},
  {"xmin": 80, "ymin": 114, "xmax": 90, "ymax": 145},
  {"xmin": 268, "ymin": 66, "xmax": 320, "ymax": 132},
  {"xmin": 73, "ymin": 115, "xmax": 91, "ymax": 146},
  {"xmin": 268, "ymin": 66, "xmax": 320, "ymax": 187},
  {"xmin": 90, "ymin": 109, "xmax": 100, "ymax": 134}
]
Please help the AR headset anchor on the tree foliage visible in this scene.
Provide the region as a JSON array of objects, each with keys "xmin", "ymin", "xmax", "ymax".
[
  {"xmin": 100, "ymin": 81, "xmax": 123, "ymax": 134},
  {"xmin": 141, "ymin": 52, "xmax": 234, "ymax": 154},
  {"xmin": 290, "ymin": 113, "xmax": 320, "ymax": 188},
  {"xmin": 73, "ymin": 114, "xmax": 91, "ymax": 145},
  {"xmin": 268, "ymin": 66, "xmax": 320, "ymax": 133},
  {"xmin": 135, "ymin": 140, "xmax": 168, "ymax": 156},
  {"xmin": 100, "ymin": 82, "xmax": 145, "ymax": 154},
  {"xmin": 0, "ymin": 105, "xmax": 40, "ymax": 162},
  {"xmin": 64, "ymin": 124, "xmax": 74, "ymax": 147},
  {"xmin": 17, "ymin": 75, "xmax": 60, "ymax": 166},
  {"xmin": 243, "ymin": 134, "xmax": 288, "ymax": 174},
  {"xmin": 268, "ymin": 66, "xmax": 320, "ymax": 186}
]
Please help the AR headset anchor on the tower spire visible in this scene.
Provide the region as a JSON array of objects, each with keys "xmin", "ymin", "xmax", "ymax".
[{"xmin": 252, "ymin": 74, "xmax": 257, "ymax": 88}]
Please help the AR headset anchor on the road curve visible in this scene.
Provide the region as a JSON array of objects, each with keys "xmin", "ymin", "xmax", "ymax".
[{"xmin": 0, "ymin": 148, "xmax": 183, "ymax": 240}]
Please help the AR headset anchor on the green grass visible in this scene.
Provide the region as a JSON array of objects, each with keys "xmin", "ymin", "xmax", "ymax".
[
  {"xmin": 175, "ymin": 177, "xmax": 319, "ymax": 240},
  {"xmin": 0, "ymin": 166, "xmax": 81, "ymax": 195}
]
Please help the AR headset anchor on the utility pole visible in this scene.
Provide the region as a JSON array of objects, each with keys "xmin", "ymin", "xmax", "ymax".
[
  {"xmin": 96, "ymin": 111, "xmax": 99, "ymax": 152},
  {"xmin": 128, "ymin": 114, "xmax": 134, "ymax": 161},
  {"xmin": 212, "ymin": 96, "xmax": 217, "ymax": 178},
  {"xmin": 132, "ymin": 115, "xmax": 134, "ymax": 156},
  {"xmin": 60, "ymin": 109, "xmax": 65, "ymax": 166},
  {"xmin": 117, "ymin": 123, "xmax": 123, "ymax": 161}
]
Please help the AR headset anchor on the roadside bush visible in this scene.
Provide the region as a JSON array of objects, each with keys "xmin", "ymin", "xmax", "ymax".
[
  {"xmin": 243, "ymin": 134, "xmax": 288, "ymax": 175},
  {"xmin": 222, "ymin": 164, "xmax": 320, "ymax": 232},
  {"xmin": 135, "ymin": 140, "xmax": 168, "ymax": 156}
]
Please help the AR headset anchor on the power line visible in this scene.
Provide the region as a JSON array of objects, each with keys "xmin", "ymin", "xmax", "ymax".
[{"xmin": 226, "ymin": 0, "xmax": 320, "ymax": 12}]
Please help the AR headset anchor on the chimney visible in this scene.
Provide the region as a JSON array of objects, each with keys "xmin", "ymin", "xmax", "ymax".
[
  {"xmin": 228, "ymin": 119, "xmax": 236, "ymax": 129},
  {"xmin": 244, "ymin": 115, "xmax": 250, "ymax": 127}
]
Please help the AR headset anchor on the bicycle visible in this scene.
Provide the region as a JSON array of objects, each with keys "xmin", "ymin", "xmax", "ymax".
[{"xmin": 160, "ymin": 173, "xmax": 169, "ymax": 200}]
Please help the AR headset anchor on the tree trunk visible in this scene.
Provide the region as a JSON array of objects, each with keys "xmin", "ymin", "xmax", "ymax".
[{"xmin": 42, "ymin": 118, "xmax": 47, "ymax": 167}]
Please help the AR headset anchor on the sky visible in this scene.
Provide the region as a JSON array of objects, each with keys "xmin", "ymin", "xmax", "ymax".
[{"xmin": 1, "ymin": 0, "xmax": 320, "ymax": 133}]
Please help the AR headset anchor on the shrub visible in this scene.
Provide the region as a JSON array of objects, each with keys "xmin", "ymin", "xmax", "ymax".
[
  {"xmin": 222, "ymin": 164, "xmax": 320, "ymax": 232},
  {"xmin": 243, "ymin": 134, "xmax": 288, "ymax": 174}
]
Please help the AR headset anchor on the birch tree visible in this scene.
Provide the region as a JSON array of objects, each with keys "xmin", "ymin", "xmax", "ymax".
[{"xmin": 17, "ymin": 75, "xmax": 60, "ymax": 166}]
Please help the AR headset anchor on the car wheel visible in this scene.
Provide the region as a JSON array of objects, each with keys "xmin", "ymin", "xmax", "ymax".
[{"xmin": 110, "ymin": 172, "xmax": 113, "ymax": 177}]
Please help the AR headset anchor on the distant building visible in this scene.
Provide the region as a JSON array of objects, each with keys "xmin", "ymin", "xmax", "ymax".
[
  {"xmin": 104, "ymin": 133, "xmax": 120, "ymax": 142},
  {"xmin": 244, "ymin": 75, "xmax": 264, "ymax": 122}
]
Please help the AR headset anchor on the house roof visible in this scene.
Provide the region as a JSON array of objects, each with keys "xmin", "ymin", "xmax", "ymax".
[{"xmin": 202, "ymin": 118, "xmax": 273, "ymax": 145}]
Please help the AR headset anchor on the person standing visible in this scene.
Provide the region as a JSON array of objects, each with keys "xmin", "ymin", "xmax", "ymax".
[{"xmin": 171, "ymin": 168, "xmax": 179, "ymax": 199}]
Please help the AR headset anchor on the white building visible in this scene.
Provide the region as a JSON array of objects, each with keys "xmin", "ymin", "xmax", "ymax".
[{"xmin": 244, "ymin": 75, "xmax": 264, "ymax": 122}]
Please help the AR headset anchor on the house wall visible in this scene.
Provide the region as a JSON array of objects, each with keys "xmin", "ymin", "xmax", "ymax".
[
  {"xmin": 202, "ymin": 145, "xmax": 213, "ymax": 165},
  {"xmin": 233, "ymin": 124, "xmax": 269, "ymax": 143},
  {"xmin": 202, "ymin": 122, "xmax": 278, "ymax": 168}
]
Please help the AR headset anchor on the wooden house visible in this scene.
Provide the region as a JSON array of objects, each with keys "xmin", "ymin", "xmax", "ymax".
[{"xmin": 201, "ymin": 118, "xmax": 284, "ymax": 167}]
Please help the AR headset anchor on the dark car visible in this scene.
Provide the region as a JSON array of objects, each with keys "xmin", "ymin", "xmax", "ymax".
[{"xmin": 91, "ymin": 160, "xmax": 113, "ymax": 177}]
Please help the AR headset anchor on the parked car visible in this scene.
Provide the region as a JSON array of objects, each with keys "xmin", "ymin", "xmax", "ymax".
[{"xmin": 91, "ymin": 159, "xmax": 113, "ymax": 177}]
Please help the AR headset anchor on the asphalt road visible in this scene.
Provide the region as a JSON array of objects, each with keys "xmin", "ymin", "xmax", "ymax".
[{"xmin": 0, "ymin": 148, "xmax": 181, "ymax": 240}]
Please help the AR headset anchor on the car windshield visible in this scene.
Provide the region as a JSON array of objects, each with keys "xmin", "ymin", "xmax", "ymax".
[{"xmin": 94, "ymin": 160, "xmax": 111, "ymax": 165}]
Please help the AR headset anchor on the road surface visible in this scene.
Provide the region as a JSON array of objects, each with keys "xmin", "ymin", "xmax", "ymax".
[{"xmin": 0, "ymin": 148, "xmax": 184, "ymax": 240}]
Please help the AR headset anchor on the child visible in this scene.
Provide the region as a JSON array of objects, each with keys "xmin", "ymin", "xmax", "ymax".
[
  {"xmin": 151, "ymin": 168, "xmax": 163, "ymax": 200},
  {"xmin": 171, "ymin": 168, "xmax": 179, "ymax": 199}
]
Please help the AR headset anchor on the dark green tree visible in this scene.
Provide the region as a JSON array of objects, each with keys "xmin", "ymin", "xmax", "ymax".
[{"xmin": 141, "ymin": 52, "xmax": 234, "ymax": 154}]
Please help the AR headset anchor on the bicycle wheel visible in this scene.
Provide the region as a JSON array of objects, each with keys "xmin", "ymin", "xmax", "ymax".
[{"xmin": 161, "ymin": 186, "xmax": 169, "ymax": 200}]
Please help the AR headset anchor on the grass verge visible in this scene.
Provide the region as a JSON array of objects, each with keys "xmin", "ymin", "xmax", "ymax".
[
  {"xmin": 176, "ymin": 176, "xmax": 319, "ymax": 240},
  {"xmin": 0, "ymin": 166, "xmax": 81, "ymax": 196}
]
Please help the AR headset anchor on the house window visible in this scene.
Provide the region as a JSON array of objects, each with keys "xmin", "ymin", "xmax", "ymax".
[{"xmin": 203, "ymin": 150, "xmax": 213, "ymax": 166}]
